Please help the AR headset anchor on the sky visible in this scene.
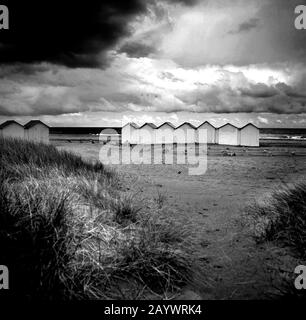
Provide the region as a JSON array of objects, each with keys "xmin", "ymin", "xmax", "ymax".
[{"xmin": 1, "ymin": 0, "xmax": 306, "ymax": 127}]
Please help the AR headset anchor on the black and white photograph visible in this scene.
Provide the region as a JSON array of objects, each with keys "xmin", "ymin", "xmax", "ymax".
[{"xmin": 1, "ymin": 0, "xmax": 306, "ymax": 308}]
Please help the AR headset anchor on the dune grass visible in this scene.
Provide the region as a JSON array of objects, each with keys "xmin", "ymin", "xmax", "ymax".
[
  {"xmin": 0, "ymin": 137, "xmax": 201, "ymax": 299},
  {"xmin": 245, "ymin": 183, "xmax": 306, "ymax": 299},
  {"xmin": 246, "ymin": 183, "xmax": 306, "ymax": 259}
]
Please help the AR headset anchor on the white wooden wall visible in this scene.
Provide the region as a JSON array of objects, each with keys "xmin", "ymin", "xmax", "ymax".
[
  {"xmin": 121, "ymin": 122, "xmax": 259, "ymax": 147},
  {"xmin": 25, "ymin": 124, "xmax": 49, "ymax": 143}
]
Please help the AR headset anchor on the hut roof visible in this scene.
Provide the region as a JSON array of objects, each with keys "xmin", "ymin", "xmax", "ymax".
[
  {"xmin": 122, "ymin": 122, "xmax": 139, "ymax": 129},
  {"xmin": 239, "ymin": 123, "xmax": 259, "ymax": 130},
  {"xmin": 218, "ymin": 122, "xmax": 238, "ymax": 130},
  {"xmin": 176, "ymin": 122, "xmax": 197, "ymax": 129},
  {"xmin": 24, "ymin": 120, "xmax": 49, "ymax": 129},
  {"xmin": 197, "ymin": 121, "xmax": 216, "ymax": 129},
  {"xmin": 139, "ymin": 122, "xmax": 157, "ymax": 129},
  {"xmin": 0, "ymin": 120, "xmax": 23, "ymax": 129},
  {"xmin": 157, "ymin": 122, "xmax": 176, "ymax": 129}
]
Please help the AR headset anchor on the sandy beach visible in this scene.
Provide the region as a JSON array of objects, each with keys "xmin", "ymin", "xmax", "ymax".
[{"xmin": 54, "ymin": 141, "xmax": 306, "ymax": 299}]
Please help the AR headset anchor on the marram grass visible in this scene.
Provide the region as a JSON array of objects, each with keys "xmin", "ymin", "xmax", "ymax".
[{"xmin": 0, "ymin": 137, "xmax": 201, "ymax": 299}]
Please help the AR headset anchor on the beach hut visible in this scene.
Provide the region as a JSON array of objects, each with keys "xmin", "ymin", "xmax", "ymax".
[
  {"xmin": 121, "ymin": 120, "xmax": 259, "ymax": 147},
  {"xmin": 155, "ymin": 122, "xmax": 175, "ymax": 144},
  {"xmin": 197, "ymin": 121, "xmax": 216, "ymax": 144},
  {"xmin": 0, "ymin": 120, "xmax": 25, "ymax": 139},
  {"xmin": 174, "ymin": 122, "xmax": 197, "ymax": 144},
  {"xmin": 217, "ymin": 123, "xmax": 239, "ymax": 146},
  {"xmin": 239, "ymin": 123, "xmax": 259, "ymax": 147},
  {"xmin": 138, "ymin": 123, "xmax": 157, "ymax": 144},
  {"xmin": 121, "ymin": 122, "xmax": 139, "ymax": 144},
  {"xmin": 24, "ymin": 120, "xmax": 49, "ymax": 143}
]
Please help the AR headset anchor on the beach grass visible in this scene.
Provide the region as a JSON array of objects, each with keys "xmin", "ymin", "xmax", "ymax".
[
  {"xmin": 246, "ymin": 183, "xmax": 306, "ymax": 259},
  {"xmin": 0, "ymin": 137, "xmax": 201, "ymax": 299},
  {"xmin": 245, "ymin": 182, "xmax": 306, "ymax": 299}
]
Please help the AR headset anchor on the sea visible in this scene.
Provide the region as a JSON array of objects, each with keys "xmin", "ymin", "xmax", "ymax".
[{"xmin": 50, "ymin": 127, "xmax": 306, "ymax": 142}]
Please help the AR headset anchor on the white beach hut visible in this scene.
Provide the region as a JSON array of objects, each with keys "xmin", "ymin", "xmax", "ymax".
[
  {"xmin": 138, "ymin": 123, "xmax": 157, "ymax": 144},
  {"xmin": 217, "ymin": 123, "xmax": 239, "ymax": 146},
  {"xmin": 197, "ymin": 121, "xmax": 216, "ymax": 144},
  {"xmin": 121, "ymin": 122, "xmax": 139, "ymax": 144},
  {"xmin": 0, "ymin": 120, "xmax": 25, "ymax": 139},
  {"xmin": 239, "ymin": 123, "xmax": 259, "ymax": 147},
  {"xmin": 155, "ymin": 122, "xmax": 175, "ymax": 144},
  {"xmin": 174, "ymin": 122, "xmax": 197, "ymax": 144},
  {"xmin": 24, "ymin": 120, "xmax": 49, "ymax": 143}
]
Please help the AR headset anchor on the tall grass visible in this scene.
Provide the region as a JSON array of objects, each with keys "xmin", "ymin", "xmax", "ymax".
[
  {"xmin": 246, "ymin": 183, "xmax": 306, "ymax": 259},
  {"xmin": 245, "ymin": 183, "xmax": 306, "ymax": 299},
  {"xmin": 0, "ymin": 137, "xmax": 201, "ymax": 299}
]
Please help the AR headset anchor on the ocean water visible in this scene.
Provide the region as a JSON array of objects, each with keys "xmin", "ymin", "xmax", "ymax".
[
  {"xmin": 260, "ymin": 128, "xmax": 306, "ymax": 140},
  {"xmin": 50, "ymin": 127, "xmax": 306, "ymax": 142}
]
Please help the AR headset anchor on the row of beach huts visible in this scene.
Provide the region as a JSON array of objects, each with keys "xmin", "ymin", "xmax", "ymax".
[
  {"xmin": 0, "ymin": 120, "xmax": 50, "ymax": 143},
  {"xmin": 0, "ymin": 120, "xmax": 260, "ymax": 147},
  {"xmin": 122, "ymin": 122, "xmax": 259, "ymax": 146}
]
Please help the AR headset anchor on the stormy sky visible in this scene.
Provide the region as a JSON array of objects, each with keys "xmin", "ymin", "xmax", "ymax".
[{"xmin": 1, "ymin": 0, "xmax": 306, "ymax": 127}]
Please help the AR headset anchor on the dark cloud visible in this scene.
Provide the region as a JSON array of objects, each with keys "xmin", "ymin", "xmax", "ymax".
[
  {"xmin": 164, "ymin": 0, "xmax": 199, "ymax": 6},
  {"xmin": 17, "ymin": 1, "xmax": 150, "ymax": 66},
  {"xmin": 230, "ymin": 18, "xmax": 260, "ymax": 34},
  {"xmin": 275, "ymin": 82, "xmax": 306, "ymax": 98},
  {"xmin": 0, "ymin": 1, "xmax": 150, "ymax": 68},
  {"xmin": 0, "ymin": 0, "xmax": 198, "ymax": 68},
  {"xmin": 2, "ymin": 57, "xmax": 306, "ymax": 117},
  {"xmin": 174, "ymin": 75, "xmax": 306, "ymax": 114},
  {"xmin": 239, "ymin": 83, "xmax": 278, "ymax": 98},
  {"xmin": 256, "ymin": 0, "xmax": 306, "ymax": 64},
  {"xmin": 118, "ymin": 41, "xmax": 156, "ymax": 58}
]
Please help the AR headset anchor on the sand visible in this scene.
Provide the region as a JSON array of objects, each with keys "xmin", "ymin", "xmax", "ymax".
[{"xmin": 55, "ymin": 141, "xmax": 306, "ymax": 299}]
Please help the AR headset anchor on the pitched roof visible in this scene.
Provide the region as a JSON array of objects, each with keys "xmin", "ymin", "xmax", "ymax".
[
  {"xmin": 239, "ymin": 123, "xmax": 259, "ymax": 130},
  {"xmin": 217, "ymin": 122, "xmax": 238, "ymax": 130},
  {"xmin": 24, "ymin": 120, "xmax": 49, "ymax": 129},
  {"xmin": 197, "ymin": 121, "xmax": 216, "ymax": 129},
  {"xmin": 157, "ymin": 122, "xmax": 176, "ymax": 129},
  {"xmin": 0, "ymin": 120, "xmax": 23, "ymax": 129},
  {"xmin": 176, "ymin": 122, "xmax": 197, "ymax": 129},
  {"xmin": 139, "ymin": 122, "xmax": 157, "ymax": 129},
  {"xmin": 122, "ymin": 122, "xmax": 139, "ymax": 129}
]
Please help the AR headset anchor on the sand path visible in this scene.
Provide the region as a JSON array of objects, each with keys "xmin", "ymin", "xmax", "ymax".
[
  {"xmin": 114, "ymin": 156, "xmax": 306, "ymax": 299},
  {"xmin": 56, "ymin": 143, "xmax": 306, "ymax": 299}
]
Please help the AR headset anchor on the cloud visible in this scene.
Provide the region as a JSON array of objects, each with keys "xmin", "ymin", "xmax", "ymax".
[
  {"xmin": 2, "ymin": 0, "xmax": 306, "ymax": 68},
  {"xmin": 120, "ymin": 112, "xmax": 179, "ymax": 126},
  {"xmin": 0, "ymin": 0, "xmax": 150, "ymax": 67},
  {"xmin": 257, "ymin": 116, "xmax": 269, "ymax": 124},
  {"xmin": 1, "ymin": 0, "xmax": 306, "ymax": 119},
  {"xmin": 275, "ymin": 82, "xmax": 306, "ymax": 98},
  {"xmin": 239, "ymin": 83, "xmax": 278, "ymax": 98},
  {"xmin": 118, "ymin": 42, "xmax": 157, "ymax": 58},
  {"xmin": 1, "ymin": 55, "xmax": 306, "ymax": 117},
  {"xmin": 0, "ymin": 0, "xmax": 200, "ymax": 68},
  {"xmin": 229, "ymin": 18, "xmax": 260, "ymax": 34},
  {"xmin": 157, "ymin": 0, "xmax": 306, "ymax": 66}
]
